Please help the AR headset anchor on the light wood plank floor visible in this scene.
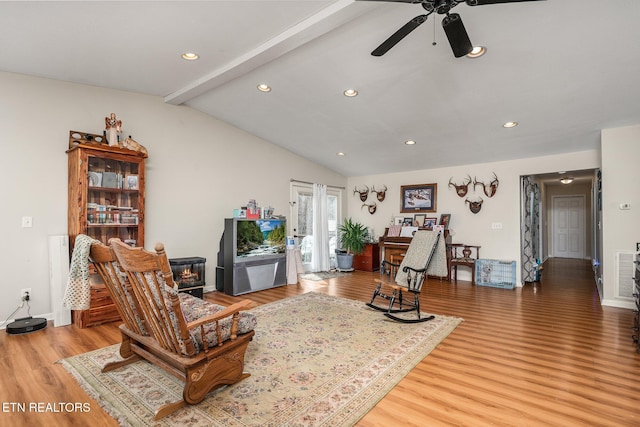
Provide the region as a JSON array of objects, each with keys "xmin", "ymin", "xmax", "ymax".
[{"xmin": 1, "ymin": 258, "xmax": 638, "ymax": 426}]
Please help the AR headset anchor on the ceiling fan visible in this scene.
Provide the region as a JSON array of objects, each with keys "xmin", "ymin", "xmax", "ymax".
[{"xmin": 358, "ymin": 0, "xmax": 545, "ymax": 58}]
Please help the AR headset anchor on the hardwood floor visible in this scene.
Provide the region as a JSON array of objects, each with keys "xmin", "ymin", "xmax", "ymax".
[{"xmin": 1, "ymin": 258, "xmax": 638, "ymax": 426}]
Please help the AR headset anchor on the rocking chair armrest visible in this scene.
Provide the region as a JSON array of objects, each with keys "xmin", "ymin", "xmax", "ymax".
[
  {"xmin": 381, "ymin": 259, "xmax": 401, "ymax": 269},
  {"xmin": 402, "ymin": 265, "xmax": 426, "ymax": 274},
  {"xmin": 186, "ymin": 299, "xmax": 256, "ymax": 331}
]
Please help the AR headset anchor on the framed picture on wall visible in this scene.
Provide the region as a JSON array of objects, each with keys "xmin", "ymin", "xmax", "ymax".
[{"xmin": 400, "ymin": 183, "xmax": 437, "ymax": 213}]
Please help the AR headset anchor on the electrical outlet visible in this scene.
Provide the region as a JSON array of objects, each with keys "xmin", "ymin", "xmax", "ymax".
[{"xmin": 21, "ymin": 288, "xmax": 31, "ymax": 301}]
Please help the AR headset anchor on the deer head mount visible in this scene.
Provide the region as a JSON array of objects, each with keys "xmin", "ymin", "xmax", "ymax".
[
  {"xmin": 449, "ymin": 175, "xmax": 472, "ymax": 198},
  {"xmin": 371, "ymin": 185, "xmax": 387, "ymax": 202},
  {"xmin": 465, "ymin": 197, "xmax": 484, "ymax": 214},
  {"xmin": 473, "ymin": 173, "xmax": 499, "ymax": 198},
  {"xmin": 353, "ymin": 185, "xmax": 369, "ymax": 202},
  {"xmin": 362, "ymin": 202, "xmax": 377, "ymax": 215}
]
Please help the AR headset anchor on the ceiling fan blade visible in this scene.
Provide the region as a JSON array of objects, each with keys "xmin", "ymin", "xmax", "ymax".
[
  {"xmin": 356, "ymin": 0, "xmax": 425, "ymax": 3},
  {"xmin": 466, "ymin": 0, "xmax": 545, "ymax": 5},
  {"xmin": 371, "ymin": 14, "xmax": 430, "ymax": 56},
  {"xmin": 442, "ymin": 13, "xmax": 473, "ymax": 58}
]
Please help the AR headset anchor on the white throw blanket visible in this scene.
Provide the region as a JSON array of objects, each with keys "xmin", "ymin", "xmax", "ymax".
[{"xmin": 62, "ymin": 234, "xmax": 100, "ymax": 310}]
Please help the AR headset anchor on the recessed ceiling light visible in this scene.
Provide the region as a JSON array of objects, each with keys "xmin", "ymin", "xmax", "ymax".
[
  {"xmin": 503, "ymin": 121, "xmax": 518, "ymax": 128},
  {"xmin": 343, "ymin": 89, "xmax": 358, "ymax": 97},
  {"xmin": 337, "ymin": 152, "xmax": 345, "ymax": 156},
  {"xmin": 560, "ymin": 177, "xmax": 574, "ymax": 184},
  {"xmin": 405, "ymin": 140, "xmax": 416, "ymax": 145},
  {"xmin": 467, "ymin": 46, "xmax": 486, "ymax": 58},
  {"xmin": 181, "ymin": 52, "xmax": 199, "ymax": 61},
  {"xmin": 257, "ymin": 84, "xmax": 271, "ymax": 92}
]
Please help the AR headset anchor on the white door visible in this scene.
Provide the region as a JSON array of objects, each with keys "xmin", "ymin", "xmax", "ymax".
[
  {"xmin": 290, "ymin": 183, "xmax": 341, "ymax": 272},
  {"xmin": 552, "ymin": 195, "xmax": 585, "ymax": 259}
]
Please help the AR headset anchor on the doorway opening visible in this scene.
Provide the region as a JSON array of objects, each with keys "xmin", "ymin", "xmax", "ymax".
[
  {"xmin": 290, "ymin": 182, "xmax": 342, "ymax": 273},
  {"xmin": 519, "ymin": 169, "xmax": 601, "ymax": 290}
]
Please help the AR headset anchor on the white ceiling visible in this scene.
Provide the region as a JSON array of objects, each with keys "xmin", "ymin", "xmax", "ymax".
[{"xmin": 2, "ymin": 1, "xmax": 639, "ymax": 177}]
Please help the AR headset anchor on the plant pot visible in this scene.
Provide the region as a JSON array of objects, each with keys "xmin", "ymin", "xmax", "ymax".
[{"xmin": 336, "ymin": 253, "xmax": 354, "ymax": 271}]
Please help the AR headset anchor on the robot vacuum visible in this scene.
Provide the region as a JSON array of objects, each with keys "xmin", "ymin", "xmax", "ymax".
[{"xmin": 5, "ymin": 316, "xmax": 47, "ymax": 335}]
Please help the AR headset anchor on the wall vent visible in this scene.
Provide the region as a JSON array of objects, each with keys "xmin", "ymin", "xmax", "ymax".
[{"xmin": 615, "ymin": 251, "xmax": 638, "ymax": 300}]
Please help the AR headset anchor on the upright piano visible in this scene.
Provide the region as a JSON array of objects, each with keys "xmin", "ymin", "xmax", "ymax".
[{"xmin": 378, "ymin": 227, "xmax": 451, "ymax": 280}]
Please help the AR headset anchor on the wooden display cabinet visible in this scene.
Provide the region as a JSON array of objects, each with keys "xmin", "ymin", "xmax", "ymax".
[{"xmin": 67, "ymin": 131, "xmax": 147, "ymax": 327}]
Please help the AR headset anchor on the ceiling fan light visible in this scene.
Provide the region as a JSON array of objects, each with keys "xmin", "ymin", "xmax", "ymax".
[
  {"xmin": 467, "ymin": 46, "xmax": 486, "ymax": 58},
  {"xmin": 442, "ymin": 13, "xmax": 472, "ymax": 58}
]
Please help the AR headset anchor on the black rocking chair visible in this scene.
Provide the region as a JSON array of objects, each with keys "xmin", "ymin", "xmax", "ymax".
[{"xmin": 367, "ymin": 230, "xmax": 444, "ymax": 323}]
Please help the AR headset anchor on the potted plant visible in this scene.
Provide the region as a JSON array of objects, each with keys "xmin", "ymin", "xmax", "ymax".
[{"xmin": 336, "ymin": 218, "xmax": 370, "ymax": 271}]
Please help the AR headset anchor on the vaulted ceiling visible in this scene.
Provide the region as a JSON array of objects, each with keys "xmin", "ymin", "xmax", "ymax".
[{"xmin": 2, "ymin": 1, "xmax": 639, "ymax": 177}]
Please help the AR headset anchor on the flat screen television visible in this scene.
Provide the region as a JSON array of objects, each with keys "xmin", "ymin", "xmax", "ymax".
[{"xmin": 232, "ymin": 218, "xmax": 286, "ymax": 261}]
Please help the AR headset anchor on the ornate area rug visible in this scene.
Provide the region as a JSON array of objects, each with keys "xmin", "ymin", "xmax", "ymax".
[{"xmin": 59, "ymin": 292, "xmax": 462, "ymax": 426}]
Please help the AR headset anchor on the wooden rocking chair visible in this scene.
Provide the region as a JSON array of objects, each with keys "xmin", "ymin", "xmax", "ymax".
[
  {"xmin": 366, "ymin": 230, "xmax": 446, "ymax": 323},
  {"xmin": 90, "ymin": 239, "xmax": 256, "ymax": 420}
]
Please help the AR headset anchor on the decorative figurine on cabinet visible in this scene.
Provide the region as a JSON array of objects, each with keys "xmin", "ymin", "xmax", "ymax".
[{"xmin": 105, "ymin": 113, "xmax": 122, "ymax": 146}]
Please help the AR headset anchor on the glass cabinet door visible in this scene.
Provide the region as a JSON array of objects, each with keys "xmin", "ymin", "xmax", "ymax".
[{"xmin": 86, "ymin": 154, "xmax": 142, "ymax": 246}]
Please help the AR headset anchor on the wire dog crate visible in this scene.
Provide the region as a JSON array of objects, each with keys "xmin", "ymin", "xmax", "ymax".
[{"xmin": 475, "ymin": 259, "xmax": 516, "ymax": 289}]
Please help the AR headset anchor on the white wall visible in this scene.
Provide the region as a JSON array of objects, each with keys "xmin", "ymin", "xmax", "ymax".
[
  {"xmin": 601, "ymin": 125, "xmax": 640, "ymax": 308},
  {"xmin": 0, "ymin": 71, "xmax": 346, "ymax": 322},
  {"xmin": 346, "ymin": 151, "xmax": 600, "ymax": 284}
]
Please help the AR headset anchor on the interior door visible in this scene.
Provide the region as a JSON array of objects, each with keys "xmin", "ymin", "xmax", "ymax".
[
  {"xmin": 290, "ymin": 183, "xmax": 341, "ymax": 272},
  {"xmin": 552, "ymin": 195, "xmax": 585, "ymax": 259}
]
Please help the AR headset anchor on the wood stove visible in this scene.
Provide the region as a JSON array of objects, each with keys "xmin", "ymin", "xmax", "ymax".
[{"xmin": 168, "ymin": 257, "xmax": 206, "ymax": 298}]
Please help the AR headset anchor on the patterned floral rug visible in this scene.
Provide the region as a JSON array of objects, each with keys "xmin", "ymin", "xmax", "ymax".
[{"xmin": 59, "ymin": 292, "xmax": 462, "ymax": 426}]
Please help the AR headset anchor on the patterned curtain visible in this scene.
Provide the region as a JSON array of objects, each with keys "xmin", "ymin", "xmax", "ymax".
[{"xmin": 520, "ymin": 176, "xmax": 541, "ymax": 282}]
